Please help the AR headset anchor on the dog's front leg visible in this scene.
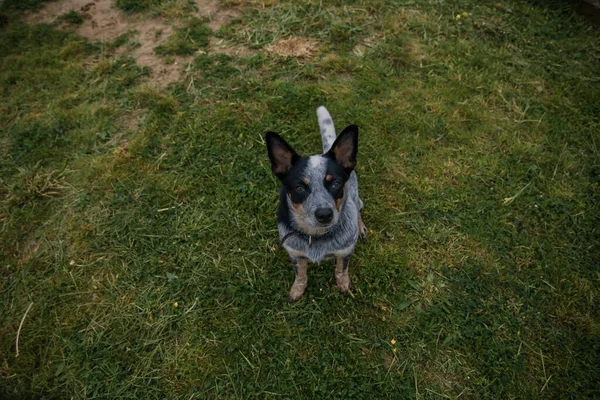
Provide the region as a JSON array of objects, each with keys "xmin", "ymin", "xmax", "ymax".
[
  {"xmin": 335, "ymin": 253, "xmax": 352, "ymax": 293},
  {"xmin": 289, "ymin": 257, "xmax": 308, "ymax": 301}
]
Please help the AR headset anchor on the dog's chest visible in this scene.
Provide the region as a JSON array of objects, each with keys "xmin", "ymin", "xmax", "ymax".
[{"xmin": 284, "ymin": 238, "xmax": 354, "ymax": 262}]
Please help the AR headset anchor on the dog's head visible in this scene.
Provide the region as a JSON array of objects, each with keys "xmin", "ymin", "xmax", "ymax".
[{"xmin": 266, "ymin": 125, "xmax": 358, "ymax": 235}]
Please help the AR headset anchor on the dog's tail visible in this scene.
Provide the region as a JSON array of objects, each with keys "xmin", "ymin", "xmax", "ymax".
[{"xmin": 317, "ymin": 106, "xmax": 336, "ymax": 153}]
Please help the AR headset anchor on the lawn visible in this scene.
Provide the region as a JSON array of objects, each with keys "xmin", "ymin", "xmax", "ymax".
[{"xmin": 1, "ymin": 0, "xmax": 599, "ymax": 398}]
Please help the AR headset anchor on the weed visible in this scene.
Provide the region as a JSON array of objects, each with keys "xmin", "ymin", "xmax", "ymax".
[
  {"xmin": 116, "ymin": 0, "xmax": 159, "ymax": 13},
  {"xmin": 155, "ymin": 16, "xmax": 211, "ymax": 56},
  {"xmin": 56, "ymin": 10, "xmax": 83, "ymax": 25},
  {"xmin": 111, "ymin": 31, "xmax": 133, "ymax": 49},
  {"xmin": 116, "ymin": 0, "xmax": 197, "ymax": 16}
]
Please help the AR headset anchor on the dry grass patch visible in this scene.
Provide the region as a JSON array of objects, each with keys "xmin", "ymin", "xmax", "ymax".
[
  {"xmin": 266, "ymin": 36, "xmax": 319, "ymax": 58},
  {"xmin": 209, "ymin": 37, "xmax": 256, "ymax": 57}
]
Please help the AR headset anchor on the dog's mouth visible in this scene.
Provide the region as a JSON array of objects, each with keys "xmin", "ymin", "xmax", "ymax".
[
  {"xmin": 312, "ymin": 225, "xmax": 331, "ymax": 233},
  {"xmin": 310, "ymin": 220, "xmax": 336, "ymax": 234},
  {"xmin": 297, "ymin": 221, "xmax": 332, "ymax": 236}
]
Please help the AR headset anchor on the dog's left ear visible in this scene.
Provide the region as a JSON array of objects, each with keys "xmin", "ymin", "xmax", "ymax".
[
  {"xmin": 327, "ymin": 124, "xmax": 358, "ymax": 173},
  {"xmin": 266, "ymin": 132, "xmax": 300, "ymax": 179}
]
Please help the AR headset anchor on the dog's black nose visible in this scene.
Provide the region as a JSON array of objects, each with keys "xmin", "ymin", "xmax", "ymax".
[{"xmin": 315, "ymin": 208, "xmax": 333, "ymax": 224}]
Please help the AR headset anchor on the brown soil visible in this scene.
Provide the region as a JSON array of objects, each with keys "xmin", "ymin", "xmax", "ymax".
[
  {"xmin": 23, "ymin": 0, "xmax": 249, "ymax": 87},
  {"xmin": 197, "ymin": 0, "xmax": 241, "ymax": 31},
  {"xmin": 25, "ymin": 0, "xmax": 135, "ymax": 41}
]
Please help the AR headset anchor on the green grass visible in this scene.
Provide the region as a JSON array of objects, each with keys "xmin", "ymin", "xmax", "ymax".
[
  {"xmin": 1, "ymin": 0, "xmax": 599, "ymax": 398},
  {"xmin": 57, "ymin": 10, "xmax": 84, "ymax": 25},
  {"xmin": 116, "ymin": 0, "xmax": 198, "ymax": 18},
  {"xmin": 155, "ymin": 16, "xmax": 212, "ymax": 56},
  {"xmin": 0, "ymin": 0, "xmax": 52, "ymax": 11},
  {"xmin": 116, "ymin": 0, "xmax": 174, "ymax": 13}
]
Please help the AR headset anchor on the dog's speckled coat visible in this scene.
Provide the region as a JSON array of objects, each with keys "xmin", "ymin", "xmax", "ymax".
[{"xmin": 266, "ymin": 106, "xmax": 366, "ymax": 300}]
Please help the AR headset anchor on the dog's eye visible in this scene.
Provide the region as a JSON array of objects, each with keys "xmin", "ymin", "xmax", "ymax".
[
  {"xmin": 331, "ymin": 180, "xmax": 342, "ymax": 190},
  {"xmin": 294, "ymin": 185, "xmax": 306, "ymax": 193}
]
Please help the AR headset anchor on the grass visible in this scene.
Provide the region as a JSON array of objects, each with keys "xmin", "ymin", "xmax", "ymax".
[
  {"xmin": 0, "ymin": 0, "xmax": 52, "ymax": 11},
  {"xmin": 154, "ymin": 16, "xmax": 212, "ymax": 56},
  {"xmin": 116, "ymin": 0, "xmax": 199, "ymax": 18},
  {"xmin": 56, "ymin": 10, "xmax": 84, "ymax": 25},
  {"xmin": 1, "ymin": 0, "xmax": 599, "ymax": 398},
  {"xmin": 116, "ymin": 0, "xmax": 181, "ymax": 13}
]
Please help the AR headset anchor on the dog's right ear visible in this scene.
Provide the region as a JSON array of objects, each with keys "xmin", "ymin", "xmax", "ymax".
[
  {"xmin": 266, "ymin": 132, "xmax": 300, "ymax": 179},
  {"xmin": 327, "ymin": 124, "xmax": 358, "ymax": 174}
]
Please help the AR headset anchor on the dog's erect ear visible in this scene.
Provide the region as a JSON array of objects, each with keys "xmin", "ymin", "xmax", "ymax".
[
  {"xmin": 327, "ymin": 124, "xmax": 358, "ymax": 173},
  {"xmin": 266, "ymin": 132, "xmax": 300, "ymax": 179}
]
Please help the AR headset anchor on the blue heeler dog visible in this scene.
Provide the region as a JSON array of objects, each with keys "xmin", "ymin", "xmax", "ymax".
[{"xmin": 266, "ymin": 106, "xmax": 367, "ymax": 301}]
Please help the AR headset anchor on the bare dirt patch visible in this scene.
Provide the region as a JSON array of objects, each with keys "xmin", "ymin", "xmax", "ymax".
[
  {"xmin": 25, "ymin": 0, "xmax": 132, "ymax": 41},
  {"xmin": 118, "ymin": 109, "xmax": 144, "ymax": 132},
  {"xmin": 113, "ymin": 23, "xmax": 189, "ymax": 88},
  {"xmin": 266, "ymin": 37, "xmax": 319, "ymax": 58},
  {"xmin": 23, "ymin": 0, "xmax": 249, "ymax": 87},
  {"xmin": 197, "ymin": 0, "xmax": 241, "ymax": 31},
  {"xmin": 23, "ymin": 0, "xmax": 188, "ymax": 87}
]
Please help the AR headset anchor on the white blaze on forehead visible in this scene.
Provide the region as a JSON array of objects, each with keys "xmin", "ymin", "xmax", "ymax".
[
  {"xmin": 305, "ymin": 155, "xmax": 330, "ymax": 196},
  {"xmin": 306, "ymin": 156, "xmax": 328, "ymax": 182},
  {"xmin": 308, "ymin": 155, "xmax": 326, "ymax": 170}
]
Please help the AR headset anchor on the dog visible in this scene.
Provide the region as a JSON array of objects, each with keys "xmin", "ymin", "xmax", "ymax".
[{"xmin": 266, "ymin": 106, "xmax": 367, "ymax": 301}]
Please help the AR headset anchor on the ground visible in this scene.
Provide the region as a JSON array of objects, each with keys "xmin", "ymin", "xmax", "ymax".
[{"xmin": 0, "ymin": 0, "xmax": 599, "ymax": 398}]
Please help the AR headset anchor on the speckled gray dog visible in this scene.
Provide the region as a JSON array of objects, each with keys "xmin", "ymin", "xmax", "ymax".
[{"xmin": 266, "ymin": 106, "xmax": 367, "ymax": 301}]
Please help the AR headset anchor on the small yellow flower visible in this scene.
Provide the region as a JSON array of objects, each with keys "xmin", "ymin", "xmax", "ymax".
[
  {"xmin": 391, "ymin": 339, "xmax": 396, "ymax": 345},
  {"xmin": 455, "ymin": 14, "xmax": 461, "ymax": 20},
  {"xmin": 369, "ymin": 229, "xmax": 374, "ymax": 234},
  {"xmin": 173, "ymin": 302, "xmax": 178, "ymax": 308},
  {"xmin": 393, "ymin": 348, "xmax": 397, "ymax": 353},
  {"xmin": 462, "ymin": 12, "xmax": 468, "ymax": 17}
]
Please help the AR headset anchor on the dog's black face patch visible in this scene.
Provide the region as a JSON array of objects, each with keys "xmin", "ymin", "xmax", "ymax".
[
  {"xmin": 281, "ymin": 157, "xmax": 311, "ymax": 206},
  {"xmin": 324, "ymin": 158, "xmax": 348, "ymax": 203}
]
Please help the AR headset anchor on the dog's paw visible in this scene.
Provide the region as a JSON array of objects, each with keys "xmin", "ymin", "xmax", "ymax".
[
  {"xmin": 289, "ymin": 292, "xmax": 304, "ymax": 302},
  {"xmin": 336, "ymin": 275, "xmax": 351, "ymax": 294},
  {"xmin": 358, "ymin": 224, "xmax": 368, "ymax": 240},
  {"xmin": 358, "ymin": 213, "xmax": 368, "ymax": 240},
  {"xmin": 289, "ymin": 282, "xmax": 306, "ymax": 302}
]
